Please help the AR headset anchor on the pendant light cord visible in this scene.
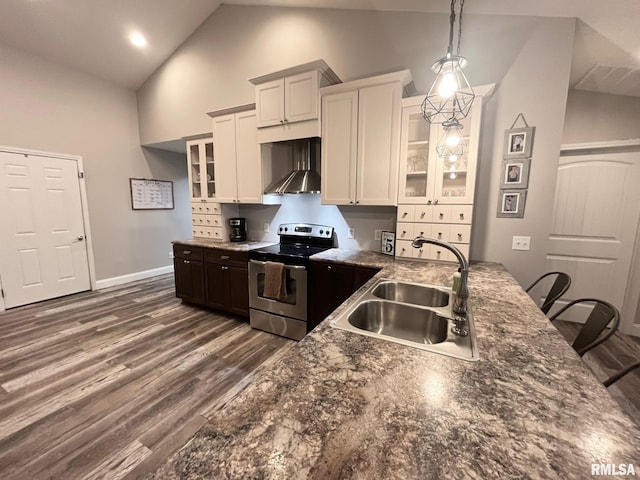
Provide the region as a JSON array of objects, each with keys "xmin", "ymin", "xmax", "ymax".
[
  {"xmin": 456, "ymin": 0, "xmax": 465, "ymax": 55},
  {"xmin": 447, "ymin": 0, "xmax": 456, "ymax": 56}
]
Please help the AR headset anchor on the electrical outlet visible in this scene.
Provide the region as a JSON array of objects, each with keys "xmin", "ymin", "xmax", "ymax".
[
  {"xmin": 348, "ymin": 228, "xmax": 355, "ymax": 239},
  {"xmin": 169, "ymin": 249, "xmax": 174, "ymax": 259},
  {"xmin": 264, "ymin": 223, "xmax": 270, "ymax": 233},
  {"xmin": 512, "ymin": 236, "xmax": 531, "ymax": 251},
  {"xmin": 374, "ymin": 229, "xmax": 382, "ymax": 240}
]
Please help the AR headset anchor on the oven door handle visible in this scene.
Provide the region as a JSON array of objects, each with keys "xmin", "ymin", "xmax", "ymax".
[{"xmin": 249, "ymin": 259, "xmax": 306, "ymax": 270}]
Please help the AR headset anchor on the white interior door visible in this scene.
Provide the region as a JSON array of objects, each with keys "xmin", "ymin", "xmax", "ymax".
[
  {"xmin": 0, "ymin": 151, "xmax": 90, "ymax": 308},
  {"xmin": 546, "ymin": 151, "xmax": 640, "ymax": 334}
]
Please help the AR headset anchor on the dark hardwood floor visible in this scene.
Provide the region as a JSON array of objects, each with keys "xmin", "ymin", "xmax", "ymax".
[
  {"xmin": 0, "ymin": 274, "xmax": 293, "ymax": 480},
  {"xmin": 555, "ymin": 320, "xmax": 640, "ymax": 427}
]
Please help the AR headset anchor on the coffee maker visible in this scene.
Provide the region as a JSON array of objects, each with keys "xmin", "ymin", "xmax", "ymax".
[{"xmin": 229, "ymin": 218, "xmax": 247, "ymax": 242}]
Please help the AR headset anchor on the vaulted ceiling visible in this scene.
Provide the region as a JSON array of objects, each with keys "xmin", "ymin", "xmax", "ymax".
[{"xmin": 1, "ymin": 0, "xmax": 639, "ymax": 95}]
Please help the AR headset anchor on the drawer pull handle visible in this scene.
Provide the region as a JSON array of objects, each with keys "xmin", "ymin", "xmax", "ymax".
[
  {"xmin": 460, "ymin": 213, "xmax": 464, "ymax": 220},
  {"xmin": 439, "ymin": 213, "xmax": 444, "ymax": 219},
  {"xmin": 220, "ymin": 255, "xmax": 230, "ymax": 260},
  {"xmin": 420, "ymin": 212, "xmax": 425, "ymax": 219},
  {"xmin": 458, "ymin": 233, "xmax": 463, "ymax": 241},
  {"xmin": 327, "ymin": 265, "xmax": 332, "ymax": 270},
  {"xmin": 183, "ymin": 260, "xmax": 190, "ymax": 264},
  {"xmin": 182, "ymin": 250, "xmax": 191, "ymax": 255},
  {"xmin": 402, "ymin": 212, "xmax": 407, "ymax": 217}
]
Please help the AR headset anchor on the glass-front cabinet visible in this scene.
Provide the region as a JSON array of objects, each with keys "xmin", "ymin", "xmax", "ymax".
[
  {"xmin": 398, "ymin": 98, "xmax": 478, "ymax": 205},
  {"xmin": 187, "ymin": 138, "xmax": 215, "ymax": 201},
  {"xmin": 395, "ymin": 86, "xmax": 493, "ymax": 263}
]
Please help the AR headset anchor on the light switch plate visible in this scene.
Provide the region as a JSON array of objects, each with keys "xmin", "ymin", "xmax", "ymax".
[
  {"xmin": 374, "ymin": 229, "xmax": 382, "ymax": 240},
  {"xmin": 263, "ymin": 223, "xmax": 270, "ymax": 233},
  {"xmin": 512, "ymin": 236, "xmax": 531, "ymax": 251},
  {"xmin": 348, "ymin": 228, "xmax": 355, "ymax": 239}
]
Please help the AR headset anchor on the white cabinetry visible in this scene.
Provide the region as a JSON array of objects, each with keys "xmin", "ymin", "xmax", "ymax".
[
  {"xmin": 187, "ymin": 137, "xmax": 215, "ymax": 202},
  {"xmin": 255, "ymin": 71, "xmax": 319, "ymax": 127},
  {"xmin": 320, "ymin": 70, "xmax": 413, "ymax": 206},
  {"xmin": 395, "ymin": 84, "xmax": 495, "ymax": 262},
  {"xmin": 210, "ymin": 107, "xmax": 262, "ymax": 204},
  {"xmin": 250, "ymin": 60, "xmax": 340, "ymax": 143}
]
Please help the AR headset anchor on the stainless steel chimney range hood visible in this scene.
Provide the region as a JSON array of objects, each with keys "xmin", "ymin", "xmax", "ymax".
[{"xmin": 264, "ymin": 138, "xmax": 321, "ymax": 195}]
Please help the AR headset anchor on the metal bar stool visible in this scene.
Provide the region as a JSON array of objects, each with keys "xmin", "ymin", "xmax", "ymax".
[
  {"xmin": 603, "ymin": 360, "xmax": 640, "ymax": 387},
  {"xmin": 549, "ymin": 298, "xmax": 620, "ymax": 356},
  {"xmin": 525, "ymin": 271, "xmax": 572, "ymax": 314}
]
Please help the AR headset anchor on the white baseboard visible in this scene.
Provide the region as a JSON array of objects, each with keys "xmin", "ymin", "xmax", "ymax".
[{"xmin": 95, "ymin": 265, "xmax": 174, "ymax": 290}]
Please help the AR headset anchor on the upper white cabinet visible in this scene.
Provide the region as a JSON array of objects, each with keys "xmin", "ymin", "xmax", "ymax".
[
  {"xmin": 187, "ymin": 137, "xmax": 215, "ymax": 201},
  {"xmin": 250, "ymin": 60, "xmax": 341, "ymax": 143},
  {"xmin": 320, "ymin": 70, "xmax": 414, "ymax": 206},
  {"xmin": 255, "ymin": 71, "xmax": 319, "ymax": 127},
  {"xmin": 209, "ymin": 106, "xmax": 262, "ymax": 204}
]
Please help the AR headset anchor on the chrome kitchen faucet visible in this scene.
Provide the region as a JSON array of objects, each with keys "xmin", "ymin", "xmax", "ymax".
[{"xmin": 411, "ymin": 236, "xmax": 469, "ymax": 336}]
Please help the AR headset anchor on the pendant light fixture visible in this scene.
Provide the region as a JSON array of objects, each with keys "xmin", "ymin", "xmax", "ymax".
[
  {"xmin": 421, "ymin": 0, "xmax": 474, "ymax": 125},
  {"xmin": 435, "ymin": 117, "xmax": 466, "ymax": 160}
]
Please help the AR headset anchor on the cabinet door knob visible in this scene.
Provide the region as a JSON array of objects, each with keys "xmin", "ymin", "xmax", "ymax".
[
  {"xmin": 350, "ymin": 201, "xmax": 354, "ymax": 204},
  {"xmin": 439, "ymin": 213, "xmax": 444, "ymax": 219},
  {"xmin": 402, "ymin": 212, "xmax": 407, "ymax": 217},
  {"xmin": 434, "ymin": 199, "xmax": 439, "ymax": 205},
  {"xmin": 327, "ymin": 265, "xmax": 332, "ymax": 270},
  {"xmin": 280, "ymin": 119, "xmax": 284, "ymax": 124},
  {"xmin": 458, "ymin": 233, "xmax": 463, "ymax": 241},
  {"xmin": 460, "ymin": 213, "xmax": 464, "ymax": 220},
  {"xmin": 221, "ymin": 266, "xmax": 229, "ymax": 270},
  {"xmin": 420, "ymin": 212, "xmax": 425, "ymax": 219},
  {"xmin": 183, "ymin": 260, "xmax": 190, "ymax": 264}
]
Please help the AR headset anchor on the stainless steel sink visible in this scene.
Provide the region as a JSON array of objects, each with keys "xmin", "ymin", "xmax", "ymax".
[
  {"xmin": 332, "ymin": 278, "xmax": 478, "ymax": 361},
  {"xmin": 348, "ymin": 300, "xmax": 449, "ymax": 345},
  {"xmin": 371, "ymin": 280, "xmax": 449, "ymax": 308}
]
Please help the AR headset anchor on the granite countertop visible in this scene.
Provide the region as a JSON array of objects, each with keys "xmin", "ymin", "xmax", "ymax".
[
  {"xmin": 172, "ymin": 238, "xmax": 276, "ymax": 252},
  {"xmin": 152, "ymin": 249, "xmax": 640, "ymax": 479}
]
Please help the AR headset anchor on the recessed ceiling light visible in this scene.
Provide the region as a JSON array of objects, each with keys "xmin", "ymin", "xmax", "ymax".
[{"xmin": 130, "ymin": 33, "xmax": 147, "ymax": 47}]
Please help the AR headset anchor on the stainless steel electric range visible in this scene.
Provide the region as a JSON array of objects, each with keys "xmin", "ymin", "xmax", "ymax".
[{"xmin": 248, "ymin": 223, "xmax": 334, "ymax": 340}]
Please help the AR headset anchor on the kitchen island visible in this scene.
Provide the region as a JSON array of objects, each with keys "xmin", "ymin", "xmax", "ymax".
[{"xmin": 151, "ymin": 250, "xmax": 640, "ymax": 479}]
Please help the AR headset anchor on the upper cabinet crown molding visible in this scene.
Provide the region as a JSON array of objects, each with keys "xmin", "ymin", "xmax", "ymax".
[
  {"xmin": 207, "ymin": 103, "xmax": 256, "ymax": 118},
  {"xmin": 320, "ymin": 69, "xmax": 416, "ymax": 97},
  {"xmin": 248, "ymin": 59, "xmax": 340, "ymax": 86}
]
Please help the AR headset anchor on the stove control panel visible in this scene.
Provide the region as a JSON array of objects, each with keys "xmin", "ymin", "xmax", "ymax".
[{"xmin": 278, "ymin": 223, "xmax": 334, "ymax": 239}]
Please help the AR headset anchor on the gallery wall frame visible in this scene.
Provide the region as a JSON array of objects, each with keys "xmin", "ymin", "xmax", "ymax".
[
  {"xmin": 500, "ymin": 158, "xmax": 531, "ymax": 189},
  {"xmin": 503, "ymin": 126, "xmax": 535, "ymax": 159},
  {"xmin": 496, "ymin": 189, "xmax": 527, "ymax": 218}
]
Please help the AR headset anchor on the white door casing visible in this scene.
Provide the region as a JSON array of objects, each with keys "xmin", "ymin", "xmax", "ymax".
[
  {"xmin": 0, "ymin": 150, "xmax": 92, "ymax": 309},
  {"xmin": 546, "ymin": 151, "xmax": 640, "ymax": 334}
]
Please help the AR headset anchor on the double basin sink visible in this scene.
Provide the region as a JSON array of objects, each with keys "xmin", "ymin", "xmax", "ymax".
[{"xmin": 332, "ymin": 278, "xmax": 478, "ymax": 361}]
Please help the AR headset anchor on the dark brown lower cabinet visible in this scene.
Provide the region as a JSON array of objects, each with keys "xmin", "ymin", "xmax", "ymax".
[
  {"xmin": 173, "ymin": 243, "xmax": 249, "ymax": 317},
  {"xmin": 309, "ymin": 261, "xmax": 379, "ymax": 327},
  {"xmin": 204, "ymin": 248, "xmax": 250, "ymax": 317},
  {"xmin": 173, "ymin": 246, "xmax": 205, "ymax": 305}
]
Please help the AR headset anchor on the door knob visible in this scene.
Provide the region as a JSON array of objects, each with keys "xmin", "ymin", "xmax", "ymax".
[{"xmin": 73, "ymin": 235, "xmax": 85, "ymax": 242}]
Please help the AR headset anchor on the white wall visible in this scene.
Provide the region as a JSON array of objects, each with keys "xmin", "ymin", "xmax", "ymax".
[
  {"xmin": 137, "ymin": 5, "xmax": 541, "ymax": 145},
  {"xmin": 563, "ymin": 89, "xmax": 640, "ymax": 144},
  {"xmin": 472, "ymin": 18, "xmax": 576, "ymax": 286},
  {"xmin": 239, "ymin": 195, "xmax": 396, "ymax": 251},
  {"xmin": 0, "ymin": 43, "xmax": 191, "ymax": 281}
]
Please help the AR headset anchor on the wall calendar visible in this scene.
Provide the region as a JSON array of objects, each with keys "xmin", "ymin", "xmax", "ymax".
[{"xmin": 129, "ymin": 178, "xmax": 174, "ymax": 210}]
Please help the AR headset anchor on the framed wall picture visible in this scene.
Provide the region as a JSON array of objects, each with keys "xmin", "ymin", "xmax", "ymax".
[
  {"xmin": 500, "ymin": 158, "xmax": 531, "ymax": 189},
  {"xmin": 504, "ymin": 127, "xmax": 535, "ymax": 159},
  {"xmin": 497, "ymin": 189, "xmax": 527, "ymax": 218}
]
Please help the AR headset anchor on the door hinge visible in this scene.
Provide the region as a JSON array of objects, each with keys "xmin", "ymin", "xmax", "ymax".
[
  {"xmin": 1, "ymin": 288, "xmax": 4, "ymax": 299},
  {"xmin": 78, "ymin": 171, "xmax": 85, "ymax": 179}
]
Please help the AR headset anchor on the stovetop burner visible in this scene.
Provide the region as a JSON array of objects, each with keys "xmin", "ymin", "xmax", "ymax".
[{"xmin": 249, "ymin": 223, "xmax": 334, "ymax": 266}]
